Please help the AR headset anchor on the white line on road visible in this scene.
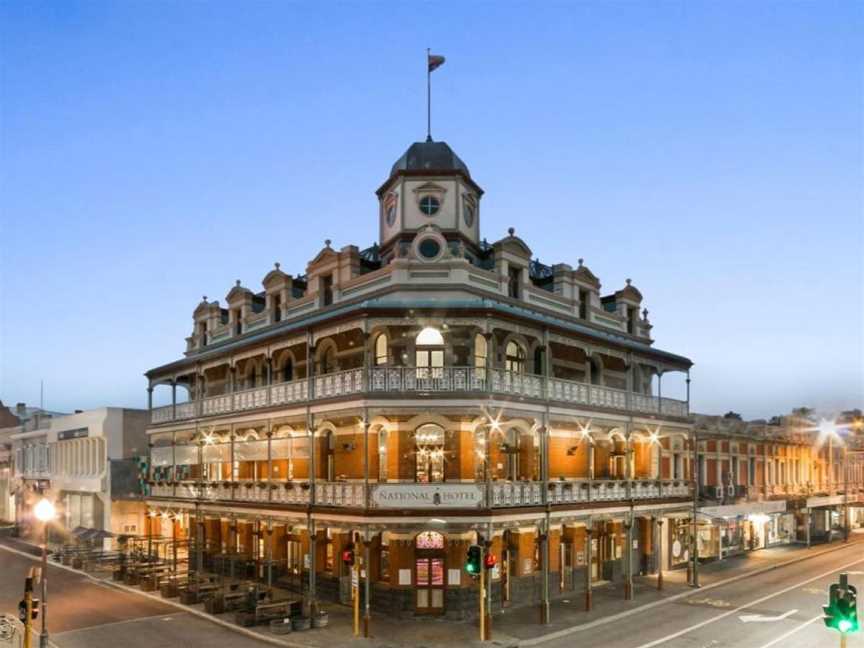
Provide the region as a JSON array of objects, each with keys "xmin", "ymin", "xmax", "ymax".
[
  {"xmin": 756, "ymin": 614, "xmax": 822, "ymax": 648},
  {"xmin": 631, "ymin": 555, "xmax": 864, "ymax": 648},
  {"xmin": 52, "ymin": 612, "xmax": 186, "ymax": 637},
  {"xmin": 739, "ymin": 609, "xmax": 797, "ymax": 623}
]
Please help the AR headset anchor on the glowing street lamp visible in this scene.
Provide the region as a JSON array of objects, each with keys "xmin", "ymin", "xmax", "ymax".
[{"xmin": 34, "ymin": 498, "xmax": 55, "ymax": 648}]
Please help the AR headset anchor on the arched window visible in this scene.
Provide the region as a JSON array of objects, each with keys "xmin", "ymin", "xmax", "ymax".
[
  {"xmin": 414, "ymin": 423, "xmax": 445, "ymax": 483},
  {"xmin": 505, "ymin": 341, "xmax": 526, "ymax": 374},
  {"xmin": 282, "ymin": 358, "xmax": 294, "ymax": 383},
  {"xmin": 474, "ymin": 334, "xmax": 487, "ymax": 378},
  {"xmin": 319, "ymin": 345, "xmax": 337, "ymax": 375},
  {"xmin": 416, "ymin": 328, "xmax": 444, "ymax": 379},
  {"xmin": 375, "ymin": 333, "xmax": 388, "ymax": 366}
]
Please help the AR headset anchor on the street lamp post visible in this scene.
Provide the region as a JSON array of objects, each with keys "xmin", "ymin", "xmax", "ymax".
[{"xmin": 34, "ymin": 498, "xmax": 55, "ymax": 648}]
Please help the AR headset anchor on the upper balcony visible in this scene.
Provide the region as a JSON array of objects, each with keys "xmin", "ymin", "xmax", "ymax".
[{"xmin": 150, "ymin": 366, "xmax": 688, "ymax": 424}]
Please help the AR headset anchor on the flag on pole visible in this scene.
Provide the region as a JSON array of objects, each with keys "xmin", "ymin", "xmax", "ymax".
[{"xmin": 428, "ymin": 54, "xmax": 445, "ymax": 72}]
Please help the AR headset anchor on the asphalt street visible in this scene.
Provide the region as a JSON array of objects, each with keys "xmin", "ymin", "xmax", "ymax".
[
  {"xmin": 3, "ymin": 538, "xmax": 863, "ymax": 648},
  {"xmin": 541, "ymin": 540, "xmax": 864, "ymax": 648},
  {"xmin": 0, "ymin": 542, "xmax": 271, "ymax": 648}
]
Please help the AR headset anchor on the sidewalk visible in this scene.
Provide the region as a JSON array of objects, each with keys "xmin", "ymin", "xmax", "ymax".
[{"xmin": 3, "ymin": 534, "xmax": 861, "ymax": 648}]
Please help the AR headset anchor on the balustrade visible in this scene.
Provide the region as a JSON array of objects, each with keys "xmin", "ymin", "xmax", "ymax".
[{"xmin": 153, "ymin": 366, "xmax": 688, "ymax": 423}]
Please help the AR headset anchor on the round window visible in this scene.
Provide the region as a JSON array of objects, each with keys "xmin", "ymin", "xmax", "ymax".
[
  {"xmin": 418, "ymin": 238, "xmax": 441, "ymax": 259},
  {"xmin": 464, "ymin": 204, "xmax": 474, "ymax": 227},
  {"xmin": 386, "ymin": 205, "xmax": 396, "ymax": 227},
  {"xmin": 419, "ymin": 195, "xmax": 440, "ymax": 216}
]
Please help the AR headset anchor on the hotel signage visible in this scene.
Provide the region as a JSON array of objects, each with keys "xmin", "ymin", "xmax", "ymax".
[{"xmin": 370, "ymin": 484, "xmax": 485, "ymax": 509}]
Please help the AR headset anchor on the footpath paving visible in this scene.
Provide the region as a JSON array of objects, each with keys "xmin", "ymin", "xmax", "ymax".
[{"xmin": 3, "ymin": 534, "xmax": 862, "ymax": 648}]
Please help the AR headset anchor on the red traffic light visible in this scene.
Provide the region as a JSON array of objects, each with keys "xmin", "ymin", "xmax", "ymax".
[
  {"xmin": 484, "ymin": 553, "xmax": 497, "ymax": 569},
  {"xmin": 342, "ymin": 546, "xmax": 355, "ymax": 567}
]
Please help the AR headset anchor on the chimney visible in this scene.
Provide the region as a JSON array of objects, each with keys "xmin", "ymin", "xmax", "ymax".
[{"xmin": 16, "ymin": 402, "xmax": 26, "ymax": 415}]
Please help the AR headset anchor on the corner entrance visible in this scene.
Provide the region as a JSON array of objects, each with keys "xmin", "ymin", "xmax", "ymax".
[{"xmin": 415, "ymin": 531, "xmax": 445, "ymax": 615}]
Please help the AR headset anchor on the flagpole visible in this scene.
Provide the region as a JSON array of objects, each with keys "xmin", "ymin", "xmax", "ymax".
[{"xmin": 426, "ymin": 48, "xmax": 431, "ymax": 141}]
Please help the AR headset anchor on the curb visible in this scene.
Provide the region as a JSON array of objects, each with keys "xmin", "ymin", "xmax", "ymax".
[{"xmin": 519, "ymin": 538, "xmax": 864, "ymax": 646}]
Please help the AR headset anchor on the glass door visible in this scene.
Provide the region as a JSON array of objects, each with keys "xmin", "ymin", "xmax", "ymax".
[{"xmin": 415, "ymin": 558, "xmax": 445, "ymax": 614}]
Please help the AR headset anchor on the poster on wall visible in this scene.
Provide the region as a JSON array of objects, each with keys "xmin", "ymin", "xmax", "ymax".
[
  {"xmin": 398, "ymin": 569, "xmax": 411, "ymax": 585},
  {"xmin": 576, "ymin": 551, "xmax": 585, "ymax": 565}
]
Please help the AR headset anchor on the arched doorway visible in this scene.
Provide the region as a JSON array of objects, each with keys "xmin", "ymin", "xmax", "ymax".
[{"xmin": 414, "ymin": 531, "xmax": 445, "ymax": 615}]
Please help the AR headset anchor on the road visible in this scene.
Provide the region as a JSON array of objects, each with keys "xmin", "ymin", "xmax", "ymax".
[
  {"xmin": 0, "ymin": 541, "xmax": 272, "ymax": 648},
  {"xmin": 543, "ymin": 540, "xmax": 864, "ymax": 648},
  {"xmin": 3, "ymin": 537, "xmax": 863, "ymax": 648}
]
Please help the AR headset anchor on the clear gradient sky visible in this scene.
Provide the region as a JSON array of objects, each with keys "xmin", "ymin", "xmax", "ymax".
[{"xmin": 1, "ymin": 1, "xmax": 861, "ymax": 420}]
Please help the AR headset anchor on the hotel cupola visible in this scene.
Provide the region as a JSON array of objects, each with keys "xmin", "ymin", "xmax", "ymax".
[{"xmin": 376, "ymin": 137, "xmax": 484, "ymax": 264}]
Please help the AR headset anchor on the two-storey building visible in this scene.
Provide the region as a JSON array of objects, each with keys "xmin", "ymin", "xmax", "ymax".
[
  {"xmin": 693, "ymin": 414, "xmax": 864, "ymax": 561},
  {"xmin": 143, "ymin": 138, "xmax": 694, "ymax": 621}
]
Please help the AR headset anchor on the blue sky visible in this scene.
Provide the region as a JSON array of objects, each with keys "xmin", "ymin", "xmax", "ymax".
[{"xmin": 1, "ymin": 1, "xmax": 861, "ymax": 419}]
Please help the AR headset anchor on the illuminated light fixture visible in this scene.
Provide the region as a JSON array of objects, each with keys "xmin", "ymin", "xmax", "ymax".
[
  {"xmin": 748, "ymin": 513, "xmax": 770, "ymax": 525},
  {"xmin": 488, "ymin": 413, "xmax": 503, "ymax": 434},
  {"xmin": 577, "ymin": 420, "xmax": 594, "ymax": 445},
  {"xmin": 647, "ymin": 426, "xmax": 661, "ymax": 445},
  {"xmin": 416, "ymin": 327, "xmax": 444, "ymax": 346},
  {"xmin": 34, "ymin": 498, "xmax": 55, "ymax": 523}
]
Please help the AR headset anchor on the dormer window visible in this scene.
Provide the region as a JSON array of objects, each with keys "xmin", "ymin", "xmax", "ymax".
[
  {"xmin": 198, "ymin": 322, "xmax": 208, "ymax": 347},
  {"xmin": 508, "ymin": 266, "xmax": 522, "ymax": 299},
  {"xmin": 627, "ymin": 306, "xmax": 638, "ymax": 334},
  {"xmin": 233, "ymin": 309, "xmax": 242, "ymax": 335},
  {"xmin": 419, "ymin": 195, "xmax": 440, "ymax": 216},
  {"xmin": 273, "ymin": 293, "xmax": 282, "ymax": 322},
  {"xmin": 321, "ymin": 275, "xmax": 334, "ymax": 306},
  {"xmin": 579, "ymin": 289, "xmax": 589, "ymax": 319}
]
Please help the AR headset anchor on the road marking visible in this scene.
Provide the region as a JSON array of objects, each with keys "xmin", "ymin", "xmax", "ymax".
[
  {"xmin": 755, "ymin": 614, "xmax": 822, "ymax": 648},
  {"xmin": 739, "ymin": 609, "xmax": 797, "ymax": 623},
  {"xmin": 630, "ymin": 555, "xmax": 864, "ymax": 648},
  {"xmin": 51, "ymin": 613, "xmax": 186, "ymax": 636},
  {"xmin": 688, "ymin": 597, "xmax": 733, "ymax": 608}
]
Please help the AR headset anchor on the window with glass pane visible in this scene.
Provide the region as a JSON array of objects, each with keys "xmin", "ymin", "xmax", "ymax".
[
  {"xmin": 506, "ymin": 341, "xmax": 526, "ymax": 373},
  {"xmin": 474, "ymin": 334, "xmax": 487, "ymax": 380},
  {"xmin": 375, "ymin": 333, "xmax": 388, "ymax": 366}
]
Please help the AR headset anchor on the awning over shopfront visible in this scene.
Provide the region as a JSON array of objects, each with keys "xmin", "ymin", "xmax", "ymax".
[{"xmin": 699, "ymin": 500, "xmax": 787, "ymax": 519}]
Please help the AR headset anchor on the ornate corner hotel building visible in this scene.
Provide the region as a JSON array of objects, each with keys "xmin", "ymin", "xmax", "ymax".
[{"xmin": 143, "ymin": 138, "xmax": 696, "ymax": 619}]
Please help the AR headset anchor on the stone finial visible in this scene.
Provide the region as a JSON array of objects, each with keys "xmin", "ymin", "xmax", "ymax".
[
  {"xmin": 507, "ymin": 227, "xmax": 515, "ymax": 237},
  {"xmin": 642, "ymin": 308, "xmax": 649, "ymax": 319},
  {"xmin": 626, "ymin": 278, "xmax": 632, "ymax": 286},
  {"xmin": 235, "ymin": 280, "xmax": 241, "ymax": 287},
  {"xmin": 578, "ymin": 258, "xmax": 584, "ymax": 267},
  {"xmin": 202, "ymin": 295, "xmax": 207, "ymax": 302},
  {"xmin": 325, "ymin": 239, "xmax": 332, "ymax": 248},
  {"xmin": 274, "ymin": 262, "xmax": 280, "ymax": 270}
]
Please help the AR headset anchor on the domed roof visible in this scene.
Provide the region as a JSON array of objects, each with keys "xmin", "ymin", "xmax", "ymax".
[{"xmin": 390, "ymin": 138, "xmax": 470, "ymax": 178}]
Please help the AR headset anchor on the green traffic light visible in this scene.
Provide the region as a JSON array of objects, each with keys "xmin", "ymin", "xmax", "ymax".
[{"xmin": 839, "ymin": 619, "xmax": 852, "ymax": 633}]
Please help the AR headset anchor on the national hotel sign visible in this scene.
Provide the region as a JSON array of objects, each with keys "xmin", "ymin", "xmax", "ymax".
[{"xmin": 370, "ymin": 484, "xmax": 485, "ymax": 509}]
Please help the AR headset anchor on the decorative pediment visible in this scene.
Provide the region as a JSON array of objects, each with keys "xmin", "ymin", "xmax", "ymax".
[
  {"xmin": 308, "ymin": 240, "xmax": 339, "ymax": 268},
  {"xmin": 193, "ymin": 297, "xmax": 218, "ymax": 317},
  {"xmin": 226, "ymin": 280, "xmax": 253, "ymax": 304},
  {"xmin": 493, "ymin": 227, "xmax": 532, "ymax": 258},
  {"xmin": 573, "ymin": 258, "xmax": 600, "ymax": 289},
  {"xmin": 262, "ymin": 262, "xmax": 290, "ymax": 288},
  {"xmin": 615, "ymin": 279, "xmax": 643, "ymax": 303}
]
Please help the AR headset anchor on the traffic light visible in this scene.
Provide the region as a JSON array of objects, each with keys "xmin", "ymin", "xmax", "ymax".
[
  {"xmin": 484, "ymin": 552, "xmax": 498, "ymax": 570},
  {"xmin": 466, "ymin": 545, "xmax": 482, "ymax": 575},
  {"xmin": 18, "ymin": 598, "xmax": 39, "ymax": 622},
  {"xmin": 342, "ymin": 543, "xmax": 355, "ymax": 567},
  {"xmin": 824, "ymin": 573, "xmax": 859, "ymax": 634}
]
